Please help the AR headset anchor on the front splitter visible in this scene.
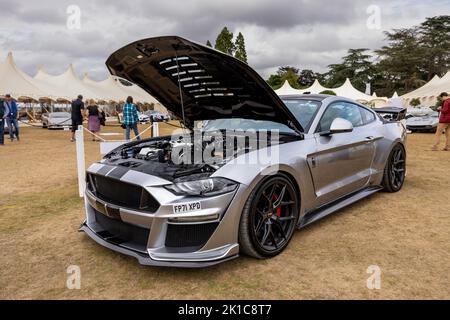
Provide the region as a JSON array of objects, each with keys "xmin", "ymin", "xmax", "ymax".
[{"xmin": 79, "ymin": 222, "xmax": 238, "ymax": 268}]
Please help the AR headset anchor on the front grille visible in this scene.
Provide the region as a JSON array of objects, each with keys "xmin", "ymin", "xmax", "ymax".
[
  {"xmin": 165, "ymin": 222, "xmax": 219, "ymax": 248},
  {"xmin": 88, "ymin": 173, "xmax": 159, "ymax": 212},
  {"xmin": 93, "ymin": 210, "xmax": 150, "ymax": 253}
]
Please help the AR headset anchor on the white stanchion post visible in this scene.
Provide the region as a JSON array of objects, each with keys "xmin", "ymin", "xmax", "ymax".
[
  {"xmin": 152, "ymin": 122, "xmax": 159, "ymax": 137},
  {"xmin": 75, "ymin": 125, "xmax": 86, "ymax": 198}
]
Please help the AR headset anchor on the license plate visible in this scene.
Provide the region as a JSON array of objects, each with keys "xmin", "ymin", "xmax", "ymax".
[{"xmin": 173, "ymin": 201, "xmax": 201, "ymax": 214}]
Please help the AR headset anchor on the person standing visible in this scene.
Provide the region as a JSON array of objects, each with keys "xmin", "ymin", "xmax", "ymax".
[
  {"xmin": 4, "ymin": 94, "xmax": 19, "ymax": 142},
  {"xmin": 432, "ymin": 92, "xmax": 450, "ymax": 151},
  {"xmin": 0, "ymin": 97, "xmax": 7, "ymax": 146},
  {"xmin": 85, "ymin": 99, "xmax": 102, "ymax": 141},
  {"xmin": 123, "ymin": 96, "xmax": 141, "ymax": 141},
  {"xmin": 71, "ymin": 95, "xmax": 85, "ymax": 142}
]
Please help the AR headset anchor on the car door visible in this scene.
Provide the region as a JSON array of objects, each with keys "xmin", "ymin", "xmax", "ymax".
[{"xmin": 307, "ymin": 101, "xmax": 376, "ymax": 206}]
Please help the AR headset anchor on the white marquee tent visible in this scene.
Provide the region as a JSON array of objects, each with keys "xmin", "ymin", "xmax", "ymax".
[
  {"xmin": 275, "ymin": 78, "xmax": 388, "ymax": 106},
  {"xmin": 0, "ymin": 52, "xmax": 163, "ymax": 108},
  {"xmin": 82, "ymin": 74, "xmax": 133, "ymax": 104},
  {"xmin": 274, "ymin": 80, "xmax": 302, "ymax": 95},
  {"xmin": 0, "ymin": 52, "xmax": 45, "ymax": 101},
  {"xmin": 402, "ymin": 72, "xmax": 450, "ymax": 106},
  {"xmin": 35, "ymin": 64, "xmax": 102, "ymax": 102}
]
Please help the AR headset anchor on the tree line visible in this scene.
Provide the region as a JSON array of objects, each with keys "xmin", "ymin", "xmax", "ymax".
[
  {"xmin": 207, "ymin": 27, "xmax": 248, "ymax": 63},
  {"xmin": 266, "ymin": 15, "xmax": 450, "ymax": 97}
]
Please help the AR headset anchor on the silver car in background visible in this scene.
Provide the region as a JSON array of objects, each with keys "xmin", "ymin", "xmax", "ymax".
[
  {"xmin": 42, "ymin": 112, "xmax": 72, "ymax": 129},
  {"xmin": 406, "ymin": 111, "xmax": 439, "ymax": 132},
  {"xmin": 79, "ymin": 36, "xmax": 407, "ymax": 267}
]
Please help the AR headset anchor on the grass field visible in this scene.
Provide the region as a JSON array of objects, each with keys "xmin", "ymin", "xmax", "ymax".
[{"xmin": 1, "ymin": 123, "xmax": 449, "ymax": 299}]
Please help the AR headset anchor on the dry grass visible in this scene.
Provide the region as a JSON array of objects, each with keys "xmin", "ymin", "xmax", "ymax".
[{"xmin": 0, "ymin": 123, "xmax": 449, "ymax": 299}]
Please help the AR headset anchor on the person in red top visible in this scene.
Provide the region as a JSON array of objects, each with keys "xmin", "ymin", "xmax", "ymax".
[{"xmin": 432, "ymin": 92, "xmax": 450, "ymax": 151}]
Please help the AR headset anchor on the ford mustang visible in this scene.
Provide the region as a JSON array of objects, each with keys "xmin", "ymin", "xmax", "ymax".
[{"xmin": 79, "ymin": 36, "xmax": 407, "ymax": 267}]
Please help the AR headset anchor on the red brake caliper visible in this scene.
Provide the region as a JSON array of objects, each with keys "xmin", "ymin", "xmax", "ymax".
[{"xmin": 272, "ymin": 194, "xmax": 282, "ymax": 217}]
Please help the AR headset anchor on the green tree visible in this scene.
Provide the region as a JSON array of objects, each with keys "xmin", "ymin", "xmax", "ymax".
[
  {"xmin": 375, "ymin": 28, "xmax": 427, "ymax": 95},
  {"xmin": 325, "ymin": 48, "xmax": 373, "ymax": 91},
  {"xmin": 234, "ymin": 32, "xmax": 248, "ymax": 63},
  {"xmin": 419, "ymin": 15, "xmax": 450, "ymax": 79},
  {"xmin": 206, "ymin": 40, "xmax": 212, "ymax": 47},
  {"xmin": 267, "ymin": 74, "xmax": 283, "ymax": 88},
  {"xmin": 214, "ymin": 27, "xmax": 235, "ymax": 55},
  {"xmin": 298, "ymin": 69, "xmax": 315, "ymax": 87},
  {"xmin": 319, "ymin": 90, "xmax": 336, "ymax": 95},
  {"xmin": 266, "ymin": 66, "xmax": 301, "ymax": 89}
]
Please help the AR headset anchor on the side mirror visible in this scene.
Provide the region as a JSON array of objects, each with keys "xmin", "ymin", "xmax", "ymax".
[{"xmin": 321, "ymin": 118, "xmax": 353, "ymax": 136}]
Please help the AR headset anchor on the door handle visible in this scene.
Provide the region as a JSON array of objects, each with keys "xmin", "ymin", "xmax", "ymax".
[{"xmin": 365, "ymin": 136, "xmax": 375, "ymax": 141}]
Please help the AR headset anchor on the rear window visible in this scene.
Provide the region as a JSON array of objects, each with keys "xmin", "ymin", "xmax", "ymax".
[{"xmin": 359, "ymin": 107, "xmax": 376, "ymax": 124}]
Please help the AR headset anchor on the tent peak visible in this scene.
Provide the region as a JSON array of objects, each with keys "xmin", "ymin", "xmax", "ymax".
[{"xmin": 440, "ymin": 71, "xmax": 450, "ymax": 82}]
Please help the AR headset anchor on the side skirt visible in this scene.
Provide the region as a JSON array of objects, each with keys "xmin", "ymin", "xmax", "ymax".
[{"xmin": 298, "ymin": 186, "xmax": 383, "ymax": 229}]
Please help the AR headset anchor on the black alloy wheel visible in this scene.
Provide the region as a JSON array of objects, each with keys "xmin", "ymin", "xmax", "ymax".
[
  {"xmin": 383, "ymin": 144, "xmax": 406, "ymax": 192},
  {"xmin": 240, "ymin": 175, "xmax": 299, "ymax": 258}
]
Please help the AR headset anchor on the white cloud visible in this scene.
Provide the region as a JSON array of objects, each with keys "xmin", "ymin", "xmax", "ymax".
[{"xmin": 0, "ymin": 0, "xmax": 448, "ymax": 80}]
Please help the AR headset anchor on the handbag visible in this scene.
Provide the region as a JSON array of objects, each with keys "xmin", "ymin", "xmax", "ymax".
[{"xmin": 99, "ymin": 110, "xmax": 106, "ymax": 126}]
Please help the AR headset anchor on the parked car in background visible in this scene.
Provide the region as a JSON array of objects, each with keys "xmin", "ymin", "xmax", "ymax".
[
  {"xmin": 42, "ymin": 112, "xmax": 72, "ymax": 129},
  {"xmin": 118, "ymin": 112, "xmax": 151, "ymax": 124},
  {"xmin": 407, "ymin": 106, "xmax": 434, "ymax": 117},
  {"xmin": 80, "ymin": 36, "xmax": 408, "ymax": 267},
  {"xmin": 406, "ymin": 111, "xmax": 439, "ymax": 133},
  {"xmin": 144, "ymin": 110, "xmax": 170, "ymax": 122},
  {"xmin": 138, "ymin": 113, "xmax": 151, "ymax": 124}
]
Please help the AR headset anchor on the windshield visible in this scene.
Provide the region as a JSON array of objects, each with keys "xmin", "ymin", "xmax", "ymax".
[
  {"xmin": 50, "ymin": 112, "xmax": 70, "ymax": 118},
  {"xmin": 281, "ymin": 99, "xmax": 321, "ymax": 131},
  {"xmin": 201, "ymin": 99, "xmax": 321, "ymax": 133},
  {"xmin": 202, "ymin": 118, "xmax": 296, "ymax": 134}
]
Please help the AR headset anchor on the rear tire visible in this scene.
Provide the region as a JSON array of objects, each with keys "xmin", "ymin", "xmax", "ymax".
[
  {"xmin": 238, "ymin": 174, "xmax": 299, "ymax": 259},
  {"xmin": 382, "ymin": 144, "xmax": 406, "ymax": 192}
]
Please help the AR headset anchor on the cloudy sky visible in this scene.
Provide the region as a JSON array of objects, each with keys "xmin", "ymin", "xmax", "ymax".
[{"xmin": 0, "ymin": 0, "xmax": 448, "ymax": 80}]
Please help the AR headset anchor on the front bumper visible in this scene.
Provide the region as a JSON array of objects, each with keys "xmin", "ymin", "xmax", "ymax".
[
  {"xmin": 406, "ymin": 124, "xmax": 437, "ymax": 131},
  {"xmin": 79, "ymin": 165, "xmax": 247, "ymax": 267},
  {"xmin": 79, "ymin": 222, "xmax": 238, "ymax": 267}
]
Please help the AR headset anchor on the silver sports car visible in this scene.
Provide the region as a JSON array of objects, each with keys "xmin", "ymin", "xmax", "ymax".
[{"xmin": 79, "ymin": 36, "xmax": 407, "ymax": 267}]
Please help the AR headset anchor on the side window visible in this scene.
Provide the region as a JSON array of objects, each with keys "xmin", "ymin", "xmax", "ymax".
[
  {"xmin": 359, "ymin": 106, "xmax": 376, "ymax": 124},
  {"xmin": 317, "ymin": 102, "xmax": 363, "ymax": 132}
]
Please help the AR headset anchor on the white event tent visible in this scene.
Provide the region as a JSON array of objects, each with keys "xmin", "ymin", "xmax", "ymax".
[
  {"xmin": 0, "ymin": 52, "xmax": 163, "ymax": 108},
  {"xmin": 402, "ymin": 72, "xmax": 450, "ymax": 106},
  {"xmin": 0, "ymin": 52, "xmax": 45, "ymax": 101},
  {"xmin": 275, "ymin": 78, "xmax": 388, "ymax": 106}
]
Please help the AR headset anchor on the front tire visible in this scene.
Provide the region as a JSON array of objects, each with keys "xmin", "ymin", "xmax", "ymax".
[
  {"xmin": 382, "ymin": 144, "xmax": 406, "ymax": 192},
  {"xmin": 238, "ymin": 174, "xmax": 299, "ymax": 259}
]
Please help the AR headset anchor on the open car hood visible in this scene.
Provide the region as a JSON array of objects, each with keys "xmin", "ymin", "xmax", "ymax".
[{"xmin": 106, "ymin": 36, "xmax": 304, "ymax": 132}]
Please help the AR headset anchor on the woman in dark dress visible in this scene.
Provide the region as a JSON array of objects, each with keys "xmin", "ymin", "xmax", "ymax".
[{"xmin": 85, "ymin": 99, "xmax": 101, "ymax": 141}]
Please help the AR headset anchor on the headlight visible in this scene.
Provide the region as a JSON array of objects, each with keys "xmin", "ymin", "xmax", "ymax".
[{"xmin": 164, "ymin": 177, "xmax": 238, "ymax": 197}]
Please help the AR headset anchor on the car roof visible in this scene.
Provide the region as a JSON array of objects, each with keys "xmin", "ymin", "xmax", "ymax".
[{"xmin": 279, "ymin": 94, "xmax": 329, "ymax": 101}]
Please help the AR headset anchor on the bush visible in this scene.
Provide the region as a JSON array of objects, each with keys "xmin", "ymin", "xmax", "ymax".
[
  {"xmin": 319, "ymin": 90, "xmax": 337, "ymax": 96},
  {"xmin": 410, "ymin": 98, "xmax": 421, "ymax": 107}
]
